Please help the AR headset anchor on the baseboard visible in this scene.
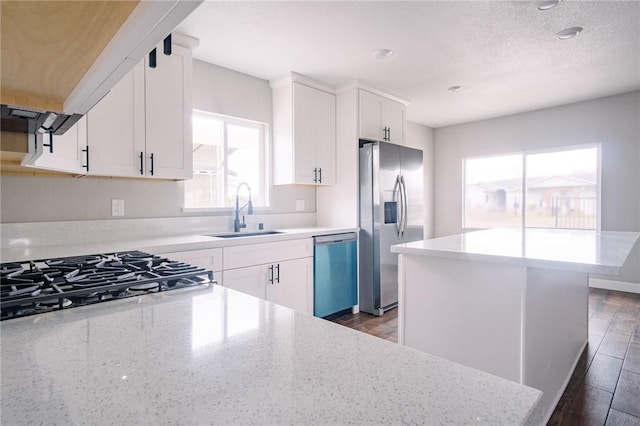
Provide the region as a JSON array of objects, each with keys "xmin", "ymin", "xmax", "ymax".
[{"xmin": 589, "ymin": 278, "xmax": 640, "ymax": 294}]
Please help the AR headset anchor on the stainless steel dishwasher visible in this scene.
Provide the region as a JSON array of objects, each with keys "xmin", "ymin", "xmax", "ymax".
[{"xmin": 313, "ymin": 232, "xmax": 358, "ymax": 318}]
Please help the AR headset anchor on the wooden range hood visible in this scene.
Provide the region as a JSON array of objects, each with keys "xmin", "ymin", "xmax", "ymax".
[{"xmin": 1, "ymin": 0, "xmax": 202, "ymax": 116}]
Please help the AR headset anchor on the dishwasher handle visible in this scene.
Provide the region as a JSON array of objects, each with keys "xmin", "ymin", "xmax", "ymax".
[{"xmin": 313, "ymin": 232, "xmax": 357, "ymax": 246}]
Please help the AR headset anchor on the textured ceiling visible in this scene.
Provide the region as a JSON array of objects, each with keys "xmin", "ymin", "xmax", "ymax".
[{"xmin": 177, "ymin": 1, "xmax": 640, "ymax": 128}]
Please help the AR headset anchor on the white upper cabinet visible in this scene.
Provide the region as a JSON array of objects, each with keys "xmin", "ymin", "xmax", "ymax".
[
  {"xmin": 21, "ymin": 116, "xmax": 88, "ymax": 174},
  {"xmin": 144, "ymin": 43, "xmax": 192, "ymax": 179},
  {"xmin": 272, "ymin": 73, "xmax": 336, "ymax": 185},
  {"xmin": 359, "ymin": 89, "xmax": 406, "ymax": 145},
  {"xmin": 87, "ymin": 63, "xmax": 145, "ymax": 177},
  {"xmin": 86, "ymin": 41, "xmax": 193, "ymax": 179}
]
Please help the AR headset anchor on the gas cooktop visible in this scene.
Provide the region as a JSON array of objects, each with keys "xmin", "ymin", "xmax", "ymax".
[{"xmin": 0, "ymin": 251, "xmax": 214, "ymax": 320}]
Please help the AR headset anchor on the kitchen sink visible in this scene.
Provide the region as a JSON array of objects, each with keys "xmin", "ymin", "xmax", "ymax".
[{"xmin": 208, "ymin": 230, "xmax": 284, "ymax": 238}]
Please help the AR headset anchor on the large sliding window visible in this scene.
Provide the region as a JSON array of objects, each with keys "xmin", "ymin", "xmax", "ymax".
[
  {"xmin": 184, "ymin": 110, "xmax": 269, "ymax": 209},
  {"xmin": 464, "ymin": 145, "xmax": 599, "ymax": 230}
]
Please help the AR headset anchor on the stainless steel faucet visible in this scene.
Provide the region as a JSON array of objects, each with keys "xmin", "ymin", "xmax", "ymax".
[{"xmin": 234, "ymin": 182, "xmax": 253, "ymax": 232}]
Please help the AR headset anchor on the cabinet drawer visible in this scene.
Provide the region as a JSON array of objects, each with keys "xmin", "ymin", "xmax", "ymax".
[
  {"xmin": 223, "ymin": 238, "xmax": 313, "ymax": 270},
  {"xmin": 160, "ymin": 248, "xmax": 223, "ymax": 272}
]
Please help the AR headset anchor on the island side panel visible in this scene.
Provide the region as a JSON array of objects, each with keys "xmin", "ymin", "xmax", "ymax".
[
  {"xmin": 523, "ymin": 267, "xmax": 589, "ymax": 424},
  {"xmin": 399, "ymin": 254, "xmax": 526, "ymax": 383}
]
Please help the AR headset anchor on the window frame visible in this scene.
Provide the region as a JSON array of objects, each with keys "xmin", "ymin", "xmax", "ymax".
[
  {"xmin": 183, "ymin": 110, "xmax": 271, "ymax": 212},
  {"xmin": 462, "ymin": 143, "xmax": 601, "ymax": 231}
]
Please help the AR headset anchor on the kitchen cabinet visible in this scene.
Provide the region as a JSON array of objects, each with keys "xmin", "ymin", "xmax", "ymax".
[
  {"xmin": 21, "ymin": 116, "xmax": 88, "ymax": 174},
  {"xmin": 223, "ymin": 257, "xmax": 312, "ymax": 313},
  {"xmin": 316, "ymin": 85, "xmax": 410, "ymax": 229},
  {"xmin": 359, "ymin": 89, "xmax": 405, "ymax": 145},
  {"xmin": 157, "ymin": 248, "xmax": 223, "ymax": 282},
  {"xmin": 86, "ymin": 63, "xmax": 144, "ymax": 177},
  {"xmin": 271, "ymin": 74, "xmax": 336, "ymax": 185},
  {"xmin": 267, "ymin": 257, "xmax": 312, "ymax": 313},
  {"xmin": 1, "ymin": 1, "xmax": 200, "ymax": 115},
  {"xmin": 143, "ymin": 43, "xmax": 193, "ymax": 179},
  {"xmin": 222, "ymin": 238, "xmax": 314, "ymax": 314},
  {"xmin": 86, "ymin": 42, "xmax": 193, "ymax": 179}
]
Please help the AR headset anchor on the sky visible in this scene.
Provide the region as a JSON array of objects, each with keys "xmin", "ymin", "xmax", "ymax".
[{"xmin": 465, "ymin": 147, "xmax": 598, "ymax": 184}]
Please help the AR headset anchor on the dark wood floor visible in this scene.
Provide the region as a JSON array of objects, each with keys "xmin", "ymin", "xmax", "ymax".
[{"xmin": 328, "ymin": 288, "xmax": 640, "ymax": 426}]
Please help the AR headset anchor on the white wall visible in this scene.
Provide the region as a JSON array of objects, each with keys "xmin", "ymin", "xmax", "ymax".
[
  {"xmin": 406, "ymin": 121, "xmax": 435, "ymax": 238},
  {"xmin": 191, "ymin": 60, "xmax": 316, "ymax": 217},
  {"xmin": 317, "ymin": 87, "xmax": 359, "ymax": 228},
  {"xmin": 434, "ymin": 91, "xmax": 640, "ymax": 284},
  {"xmin": 316, "ymin": 85, "xmax": 435, "ymax": 238},
  {"xmin": 0, "ymin": 60, "xmax": 316, "ymax": 224}
]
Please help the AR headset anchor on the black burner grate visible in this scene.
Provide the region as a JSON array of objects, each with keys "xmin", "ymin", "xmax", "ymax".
[{"xmin": 0, "ymin": 251, "xmax": 214, "ymax": 320}]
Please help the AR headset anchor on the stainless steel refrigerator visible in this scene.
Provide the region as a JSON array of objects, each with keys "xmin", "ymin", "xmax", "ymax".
[{"xmin": 359, "ymin": 140, "xmax": 424, "ymax": 316}]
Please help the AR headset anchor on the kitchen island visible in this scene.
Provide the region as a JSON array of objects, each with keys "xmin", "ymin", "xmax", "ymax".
[
  {"xmin": 0, "ymin": 284, "xmax": 543, "ymax": 425},
  {"xmin": 391, "ymin": 228, "xmax": 640, "ymax": 424}
]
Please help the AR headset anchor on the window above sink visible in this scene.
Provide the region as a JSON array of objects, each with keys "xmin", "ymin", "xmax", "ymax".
[{"xmin": 184, "ymin": 110, "xmax": 270, "ymax": 209}]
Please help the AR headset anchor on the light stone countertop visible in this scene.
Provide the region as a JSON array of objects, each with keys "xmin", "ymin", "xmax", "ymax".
[
  {"xmin": 0, "ymin": 227, "xmax": 356, "ymax": 263},
  {"xmin": 0, "ymin": 285, "xmax": 543, "ymax": 425},
  {"xmin": 391, "ymin": 228, "xmax": 640, "ymax": 275}
]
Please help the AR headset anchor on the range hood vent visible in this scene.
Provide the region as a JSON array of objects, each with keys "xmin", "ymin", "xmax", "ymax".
[{"xmin": 1, "ymin": 104, "xmax": 82, "ymax": 136}]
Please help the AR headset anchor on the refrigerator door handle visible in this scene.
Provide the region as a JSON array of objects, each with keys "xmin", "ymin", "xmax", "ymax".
[
  {"xmin": 399, "ymin": 176, "xmax": 406, "ymax": 237},
  {"xmin": 400, "ymin": 175, "xmax": 409, "ymax": 237},
  {"xmin": 393, "ymin": 175, "xmax": 402, "ymax": 236},
  {"xmin": 397, "ymin": 176, "xmax": 404, "ymax": 237}
]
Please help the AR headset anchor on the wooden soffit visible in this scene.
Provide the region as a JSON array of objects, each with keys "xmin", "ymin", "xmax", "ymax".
[{"xmin": 1, "ymin": 1, "xmax": 139, "ymax": 113}]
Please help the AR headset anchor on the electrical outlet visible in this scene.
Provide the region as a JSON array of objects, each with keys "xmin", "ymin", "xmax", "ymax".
[
  {"xmin": 296, "ymin": 200, "xmax": 305, "ymax": 212},
  {"xmin": 111, "ymin": 199, "xmax": 125, "ymax": 217}
]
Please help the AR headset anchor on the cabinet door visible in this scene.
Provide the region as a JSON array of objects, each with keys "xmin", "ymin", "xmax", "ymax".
[
  {"xmin": 359, "ymin": 90, "xmax": 384, "ymax": 142},
  {"xmin": 384, "ymin": 98, "xmax": 405, "ymax": 145},
  {"xmin": 222, "ymin": 264, "xmax": 267, "ymax": 300},
  {"xmin": 144, "ymin": 44, "xmax": 193, "ymax": 179},
  {"xmin": 23, "ymin": 116, "xmax": 88, "ymax": 174},
  {"xmin": 159, "ymin": 248, "xmax": 223, "ymax": 279},
  {"xmin": 292, "ymin": 83, "xmax": 320, "ymax": 184},
  {"xmin": 266, "ymin": 257, "xmax": 313, "ymax": 314},
  {"xmin": 87, "ymin": 63, "xmax": 145, "ymax": 177},
  {"xmin": 313, "ymin": 88, "xmax": 336, "ymax": 185},
  {"xmin": 273, "ymin": 79, "xmax": 336, "ymax": 186}
]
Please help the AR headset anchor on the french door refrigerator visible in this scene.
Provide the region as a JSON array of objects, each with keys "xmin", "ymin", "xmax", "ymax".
[{"xmin": 359, "ymin": 140, "xmax": 424, "ymax": 316}]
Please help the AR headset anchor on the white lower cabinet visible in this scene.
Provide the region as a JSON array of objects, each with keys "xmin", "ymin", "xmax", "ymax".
[
  {"xmin": 266, "ymin": 257, "xmax": 313, "ymax": 314},
  {"xmin": 222, "ymin": 265, "xmax": 266, "ymax": 299},
  {"xmin": 158, "ymin": 239, "xmax": 314, "ymax": 314},
  {"xmin": 158, "ymin": 248, "xmax": 223, "ymax": 282},
  {"xmin": 222, "ymin": 238, "xmax": 314, "ymax": 315},
  {"xmin": 224, "ymin": 257, "xmax": 313, "ymax": 314}
]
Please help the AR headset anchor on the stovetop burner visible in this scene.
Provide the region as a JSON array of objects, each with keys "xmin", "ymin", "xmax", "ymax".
[{"xmin": 1, "ymin": 251, "xmax": 214, "ymax": 320}]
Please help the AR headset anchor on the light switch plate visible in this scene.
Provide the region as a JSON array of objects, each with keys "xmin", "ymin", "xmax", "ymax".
[
  {"xmin": 111, "ymin": 199, "xmax": 125, "ymax": 216},
  {"xmin": 296, "ymin": 200, "xmax": 305, "ymax": 212}
]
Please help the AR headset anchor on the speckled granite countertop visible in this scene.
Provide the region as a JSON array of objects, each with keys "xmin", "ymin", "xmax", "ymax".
[
  {"xmin": 392, "ymin": 228, "xmax": 640, "ymax": 275},
  {"xmin": 0, "ymin": 227, "xmax": 356, "ymax": 263},
  {"xmin": 0, "ymin": 285, "xmax": 543, "ymax": 425}
]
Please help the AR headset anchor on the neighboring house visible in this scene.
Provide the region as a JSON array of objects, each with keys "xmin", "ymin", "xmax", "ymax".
[{"xmin": 467, "ymin": 174, "xmax": 597, "ymax": 229}]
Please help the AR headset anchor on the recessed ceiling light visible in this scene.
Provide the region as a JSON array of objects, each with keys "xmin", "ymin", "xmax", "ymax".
[
  {"xmin": 556, "ymin": 26, "xmax": 583, "ymax": 40},
  {"xmin": 372, "ymin": 48, "xmax": 393, "ymax": 60},
  {"xmin": 537, "ymin": 0, "xmax": 561, "ymax": 11},
  {"xmin": 447, "ymin": 85, "xmax": 463, "ymax": 93}
]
